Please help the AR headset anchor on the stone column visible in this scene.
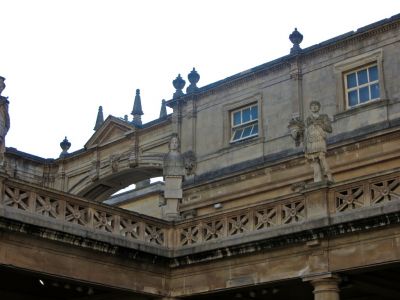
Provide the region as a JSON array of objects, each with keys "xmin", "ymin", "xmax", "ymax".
[{"xmin": 304, "ymin": 274, "xmax": 341, "ymax": 300}]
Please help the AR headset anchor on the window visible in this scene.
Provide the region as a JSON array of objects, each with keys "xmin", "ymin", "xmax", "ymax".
[
  {"xmin": 344, "ymin": 64, "xmax": 380, "ymax": 108},
  {"xmin": 230, "ymin": 104, "xmax": 258, "ymax": 142}
]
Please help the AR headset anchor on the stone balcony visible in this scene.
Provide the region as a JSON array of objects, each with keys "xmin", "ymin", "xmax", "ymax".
[{"xmin": 0, "ymin": 169, "xmax": 400, "ymax": 261}]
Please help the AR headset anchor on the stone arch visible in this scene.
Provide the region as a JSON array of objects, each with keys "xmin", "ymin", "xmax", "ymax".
[{"xmin": 74, "ymin": 164, "xmax": 163, "ymax": 202}]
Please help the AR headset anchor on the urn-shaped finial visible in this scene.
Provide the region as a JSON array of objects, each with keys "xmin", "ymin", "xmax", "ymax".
[
  {"xmin": 186, "ymin": 68, "xmax": 200, "ymax": 93},
  {"xmin": 289, "ymin": 28, "xmax": 303, "ymax": 54},
  {"xmin": 60, "ymin": 136, "xmax": 71, "ymax": 157},
  {"xmin": 173, "ymin": 74, "xmax": 186, "ymax": 98}
]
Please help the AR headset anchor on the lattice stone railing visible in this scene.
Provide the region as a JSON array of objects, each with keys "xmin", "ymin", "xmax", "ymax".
[
  {"xmin": 176, "ymin": 198, "xmax": 306, "ymax": 247},
  {"xmin": 331, "ymin": 173, "xmax": 400, "ymax": 213},
  {"xmin": 1, "ymin": 171, "xmax": 400, "ymax": 251},
  {"xmin": 0, "ymin": 179, "xmax": 170, "ymax": 248}
]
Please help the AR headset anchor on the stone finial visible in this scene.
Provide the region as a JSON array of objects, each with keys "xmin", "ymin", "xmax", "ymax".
[
  {"xmin": 172, "ymin": 74, "xmax": 185, "ymax": 99},
  {"xmin": 289, "ymin": 28, "xmax": 303, "ymax": 54},
  {"xmin": 159, "ymin": 99, "xmax": 167, "ymax": 118},
  {"xmin": 186, "ymin": 68, "xmax": 200, "ymax": 93},
  {"xmin": 124, "ymin": 114, "xmax": 128, "ymax": 122},
  {"xmin": 131, "ymin": 89, "xmax": 143, "ymax": 126},
  {"xmin": 59, "ymin": 137, "xmax": 71, "ymax": 158},
  {"xmin": 93, "ymin": 106, "xmax": 104, "ymax": 131}
]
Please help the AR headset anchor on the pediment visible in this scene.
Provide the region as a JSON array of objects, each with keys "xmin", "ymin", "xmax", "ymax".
[{"xmin": 85, "ymin": 116, "xmax": 135, "ymax": 149}]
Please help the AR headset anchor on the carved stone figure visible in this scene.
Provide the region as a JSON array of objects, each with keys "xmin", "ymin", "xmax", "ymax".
[
  {"xmin": 288, "ymin": 101, "xmax": 333, "ymax": 182},
  {"xmin": 304, "ymin": 101, "xmax": 333, "ymax": 182},
  {"xmin": 0, "ymin": 76, "xmax": 10, "ymax": 164},
  {"xmin": 163, "ymin": 135, "xmax": 185, "ymax": 177}
]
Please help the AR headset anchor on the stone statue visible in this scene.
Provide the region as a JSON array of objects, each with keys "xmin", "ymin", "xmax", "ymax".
[
  {"xmin": 0, "ymin": 76, "xmax": 10, "ymax": 164},
  {"xmin": 288, "ymin": 101, "xmax": 333, "ymax": 182},
  {"xmin": 163, "ymin": 134, "xmax": 185, "ymax": 177}
]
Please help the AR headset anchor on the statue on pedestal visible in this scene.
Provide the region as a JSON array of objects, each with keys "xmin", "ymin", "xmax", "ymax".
[
  {"xmin": 288, "ymin": 101, "xmax": 333, "ymax": 182},
  {"xmin": 163, "ymin": 134, "xmax": 185, "ymax": 177},
  {"xmin": 0, "ymin": 77, "xmax": 10, "ymax": 164},
  {"xmin": 162, "ymin": 134, "xmax": 185, "ymax": 221}
]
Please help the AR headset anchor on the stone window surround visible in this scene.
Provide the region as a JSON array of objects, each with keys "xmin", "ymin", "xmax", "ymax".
[
  {"xmin": 222, "ymin": 93, "xmax": 263, "ymax": 147},
  {"xmin": 333, "ymin": 48, "xmax": 387, "ymax": 114}
]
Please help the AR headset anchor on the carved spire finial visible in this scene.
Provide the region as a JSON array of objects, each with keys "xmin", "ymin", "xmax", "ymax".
[
  {"xmin": 159, "ymin": 99, "xmax": 167, "ymax": 118},
  {"xmin": 289, "ymin": 28, "xmax": 303, "ymax": 54},
  {"xmin": 186, "ymin": 68, "xmax": 200, "ymax": 93},
  {"xmin": 172, "ymin": 74, "xmax": 185, "ymax": 99},
  {"xmin": 131, "ymin": 89, "xmax": 143, "ymax": 126},
  {"xmin": 59, "ymin": 136, "xmax": 71, "ymax": 158},
  {"xmin": 93, "ymin": 106, "xmax": 104, "ymax": 131}
]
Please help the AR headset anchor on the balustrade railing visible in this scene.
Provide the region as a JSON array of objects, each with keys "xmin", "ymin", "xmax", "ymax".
[
  {"xmin": 331, "ymin": 173, "xmax": 400, "ymax": 213},
  {"xmin": 0, "ymin": 179, "xmax": 169, "ymax": 247},
  {"xmin": 1, "ymin": 171, "xmax": 400, "ymax": 251}
]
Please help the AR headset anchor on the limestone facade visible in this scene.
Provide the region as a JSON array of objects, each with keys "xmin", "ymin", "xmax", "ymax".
[{"xmin": 0, "ymin": 14, "xmax": 400, "ymax": 300}]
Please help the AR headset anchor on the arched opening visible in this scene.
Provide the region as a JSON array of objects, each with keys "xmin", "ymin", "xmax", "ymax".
[{"xmin": 78, "ymin": 167, "xmax": 163, "ymax": 202}]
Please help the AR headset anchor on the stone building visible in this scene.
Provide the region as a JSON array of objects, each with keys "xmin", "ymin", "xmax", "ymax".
[{"xmin": 1, "ymin": 13, "xmax": 400, "ymax": 300}]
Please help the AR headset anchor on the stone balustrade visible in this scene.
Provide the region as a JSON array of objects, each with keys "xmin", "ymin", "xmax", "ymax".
[{"xmin": 0, "ymin": 170, "xmax": 399, "ymax": 254}]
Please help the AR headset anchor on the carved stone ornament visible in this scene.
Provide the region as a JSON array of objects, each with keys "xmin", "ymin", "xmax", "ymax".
[
  {"xmin": 110, "ymin": 154, "xmax": 120, "ymax": 173},
  {"xmin": 288, "ymin": 117, "xmax": 304, "ymax": 147},
  {"xmin": 163, "ymin": 135, "xmax": 185, "ymax": 177},
  {"xmin": 183, "ymin": 150, "xmax": 197, "ymax": 175},
  {"xmin": 90, "ymin": 161, "xmax": 99, "ymax": 182},
  {"xmin": 128, "ymin": 143, "xmax": 139, "ymax": 168}
]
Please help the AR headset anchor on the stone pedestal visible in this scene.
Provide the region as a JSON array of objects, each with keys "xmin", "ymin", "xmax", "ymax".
[
  {"xmin": 302, "ymin": 182, "xmax": 331, "ymax": 220},
  {"xmin": 304, "ymin": 274, "xmax": 341, "ymax": 300},
  {"xmin": 162, "ymin": 176, "xmax": 182, "ymax": 221}
]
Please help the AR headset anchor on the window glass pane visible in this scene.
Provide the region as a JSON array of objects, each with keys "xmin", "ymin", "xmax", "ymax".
[
  {"xmin": 251, "ymin": 106, "xmax": 258, "ymax": 120},
  {"xmin": 357, "ymin": 69, "xmax": 368, "ymax": 85},
  {"xmin": 348, "ymin": 90, "xmax": 358, "ymax": 107},
  {"xmin": 359, "ymin": 86, "xmax": 370, "ymax": 103},
  {"xmin": 369, "ymin": 66, "xmax": 378, "ymax": 81},
  {"xmin": 242, "ymin": 108, "xmax": 251, "ymax": 123},
  {"xmin": 251, "ymin": 124, "xmax": 258, "ymax": 135},
  {"xmin": 370, "ymin": 83, "xmax": 380, "ymax": 99},
  {"xmin": 233, "ymin": 111, "xmax": 241, "ymax": 126},
  {"xmin": 242, "ymin": 126, "xmax": 252, "ymax": 137},
  {"xmin": 347, "ymin": 73, "xmax": 357, "ymax": 89},
  {"xmin": 233, "ymin": 129, "xmax": 243, "ymax": 141}
]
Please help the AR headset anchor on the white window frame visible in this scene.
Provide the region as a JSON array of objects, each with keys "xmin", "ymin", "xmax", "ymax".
[
  {"xmin": 344, "ymin": 64, "xmax": 380, "ymax": 108},
  {"xmin": 333, "ymin": 49, "xmax": 386, "ymax": 113},
  {"xmin": 230, "ymin": 104, "xmax": 258, "ymax": 143}
]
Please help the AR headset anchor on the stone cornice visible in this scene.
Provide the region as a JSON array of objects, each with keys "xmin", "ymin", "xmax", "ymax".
[{"xmin": 166, "ymin": 14, "xmax": 400, "ymax": 108}]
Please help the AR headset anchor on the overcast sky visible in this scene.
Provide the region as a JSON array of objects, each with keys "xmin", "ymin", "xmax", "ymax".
[{"xmin": 1, "ymin": 0, "xmax": 399, "ymax": 158}]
